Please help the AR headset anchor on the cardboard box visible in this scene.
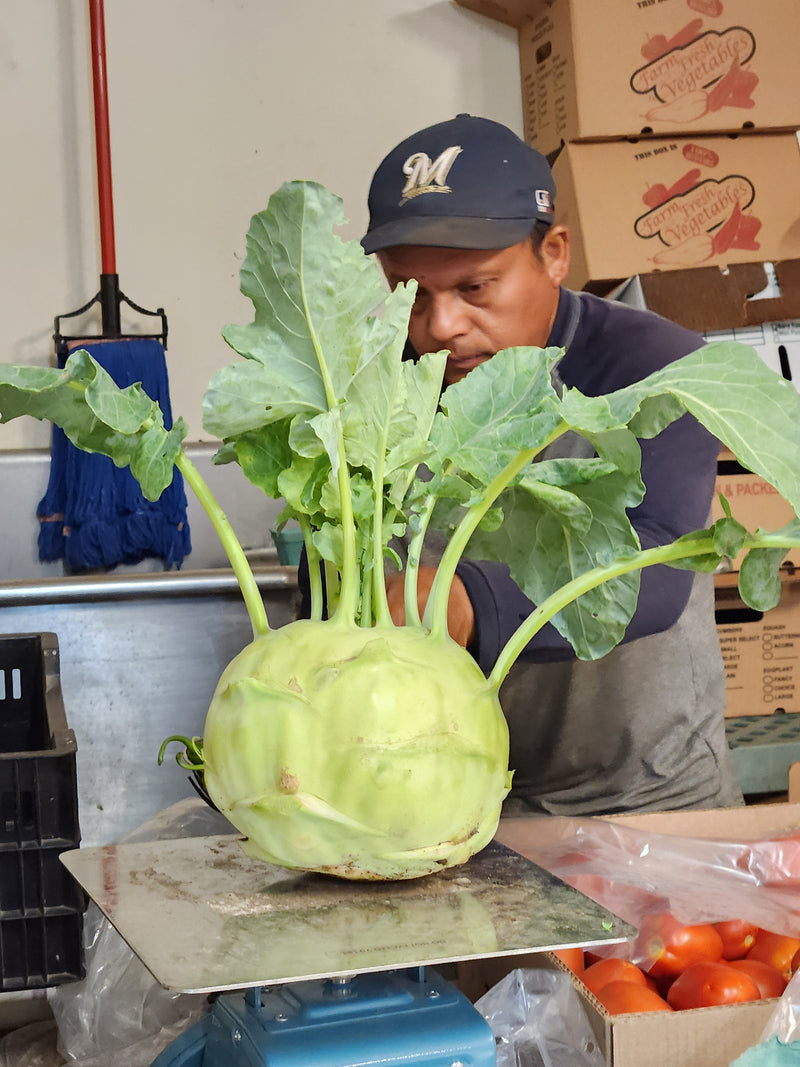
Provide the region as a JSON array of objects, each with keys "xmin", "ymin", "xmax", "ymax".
[
  {"xmin": 554, "ymin": 133, "xmax": 800, "ymax": 291},
  {"xmin": 460, "ymin": 950, "xmax": 774, "ymax": 1067},
  {"xmin": 612, "ymin": 262, "xmax": 800, "ymax": 400},
  {"xmin": 711, "ymin": 464, "xmax": 800, "ymax": 567},
  {"xmin": 715, "ymin": 571, "xmax": 800, "ymax": 716},
  {"xmin": 455, "ymin": 0, "xmax": 800, "ymax": 156},
  {"xmin": 613, "ymin": 259, "xmax": 800, "ymax": 333},
  {"xmin": 457, "ymin": 803, "xmax": 800, "ymax": 1066},
  {"xmin": 453, "ymin": 0, "xmax": 533, "ymax": 27},
  {"xmin": 705, "ymin": 319, "xmax": 800, "ymax": 389}
]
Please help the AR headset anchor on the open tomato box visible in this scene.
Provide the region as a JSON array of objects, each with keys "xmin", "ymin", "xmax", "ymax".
[{"xmin": 458, "ymin": 803, "xmax": 800, "ymax": 1067}]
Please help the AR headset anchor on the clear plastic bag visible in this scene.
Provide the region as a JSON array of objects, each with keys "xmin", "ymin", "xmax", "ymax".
[
  {"xmin": 765, "ymin": 970, "xmax": 800, "ymax": 1046},
  {"xmin": 521, "ymin": 816, "xmax": 800, "ymax": 969},
  {"xmin": 49, "ymin": 797, "xmax": 232, "ymax": 1065},
  {"xmin": 475, "ymin": 967, "xmax": 605, "ymax": 1067},
  {"xmin": 0, "ymin": 1020, "xmax": 62, "ymax": 1067},
  {"xmin": 730, "ymin": 971, "xmax": 800, "ymax": 1065}
]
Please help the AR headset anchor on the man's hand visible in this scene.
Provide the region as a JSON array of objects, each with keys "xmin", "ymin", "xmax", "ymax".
[{"xmin": 385, "ymin": 566, "xmax": 475, "ymax": 648}]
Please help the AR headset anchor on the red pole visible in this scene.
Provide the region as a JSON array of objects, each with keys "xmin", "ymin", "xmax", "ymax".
[{"xmin": 88, "ymin": 0, "xmax": 116, "ymax": 275}]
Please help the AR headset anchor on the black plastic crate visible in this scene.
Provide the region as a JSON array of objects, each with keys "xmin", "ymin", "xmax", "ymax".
[
  {"xmin": 0, "ymin": 845, "xmax": 85, "ymax": 916},
  {"xmin": 0, "ymin": 633, "xmax": 80, "ymax": 847},
  {"xmin": 0, "ymin": 912, "xmax": 85, "ymax": 991},
  {"xmin": 0, "ymin": 633, "xmax": 84, "ymax": 989}
]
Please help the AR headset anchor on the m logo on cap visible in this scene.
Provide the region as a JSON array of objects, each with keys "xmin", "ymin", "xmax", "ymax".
[{"xmin": 401, "ymin": 145, "xmax": 462, "ymax": 201}]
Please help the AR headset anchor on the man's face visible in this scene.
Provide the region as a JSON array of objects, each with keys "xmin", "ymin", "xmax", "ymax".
[{"xmin": 379, "ymin": 238, "xmax": 565, "ymax": 386}]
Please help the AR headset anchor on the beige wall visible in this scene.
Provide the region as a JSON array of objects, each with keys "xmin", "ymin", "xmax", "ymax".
[{"xmin": 0, "ymin": 0, "xmax": 519, "ymax": 449}]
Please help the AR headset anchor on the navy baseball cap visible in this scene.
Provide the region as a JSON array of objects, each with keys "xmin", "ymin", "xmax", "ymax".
[{"xmin": 361, "ymin": 114, "xmax": 556, "ymax": 254}]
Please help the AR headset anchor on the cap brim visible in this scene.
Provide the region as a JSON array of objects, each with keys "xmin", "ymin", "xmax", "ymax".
[{"xmin": 360, "ymin": 216, "xmax": 542, "ymax": 255}]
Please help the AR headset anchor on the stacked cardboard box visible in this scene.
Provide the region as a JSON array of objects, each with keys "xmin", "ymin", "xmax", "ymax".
[
  {"xmin": 455, "ymin": 0, "xmax": 800, "ymax": 292},
  {"xmin": 714, "ymin": 569, "xmax": 800, "ymax": 717}
]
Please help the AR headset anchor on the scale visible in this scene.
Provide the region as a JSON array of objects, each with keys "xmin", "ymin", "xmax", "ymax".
[{"xmin": 61, "ymin": 834, "xmax": 634, "ymax": 1066}]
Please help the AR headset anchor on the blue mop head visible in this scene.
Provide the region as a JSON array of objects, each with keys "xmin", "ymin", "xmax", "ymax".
[{"xmin": 37, "ymin": 339, "xmax": 192, "ymax": 571}]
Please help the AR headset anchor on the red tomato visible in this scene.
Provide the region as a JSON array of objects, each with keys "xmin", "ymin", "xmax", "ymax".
[
  {"xmin": 746, "ymin": 933, "xmax": 800, "ymax": 981},
  {"xmin": 595, "ymin": 980, "xmax": 673, "ymax": 1015},
  {"xmin": 728, "ymin": 959, "xmax": 788, "ymax": 999},
  {"xmin": 666, "ymin": 962, "xmax": 761, "ymax": 1010},
  {"xmin": 641, "ymin": 915, "xmax": 724, "ymax": 978},
  {"xmin": 713, "ymin": 920, "xmax": 760, "ymax": 960},
  {"xmin": 793, "ymin": 947, "xmax": 800, "ymax": 974},
  {"xmin": 551, "ymin": 947, "xmax": 584, "ymax": 974},
  {"xmin": 581, "ymin": 957, "xmax": 647, "ymax": 995}
]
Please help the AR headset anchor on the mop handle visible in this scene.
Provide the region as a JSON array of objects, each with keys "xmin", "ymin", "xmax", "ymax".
[{"xmin": 88, "ymin": 0, "xmax": 116, "ymax": 276}]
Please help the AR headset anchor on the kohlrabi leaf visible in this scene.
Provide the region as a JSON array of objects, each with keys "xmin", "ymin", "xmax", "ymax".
[
  {"xmin": 465, "ymin": 465, "xmax": 645, "ymax": 659},
  {"xmin": 711, "ymin": 515, "xmax": 749, "ymax": 561},
  {"xmin": 382, "ymin": 353, "xmax": 449, "ymax": 507},
  {"xmin": 561, "ymin": 341, "xmax": 800, "ymax": 514},
  {"xmin": 204, "ymin": 181, "xmax": 454, "ymax": 616},
  {"xmin": 429, "ymin": 347, "xmax": 564, "ymax": 486},
  {"xmin": 129, "ymin": 420, "xmax": 189, "ymax": 498},
  {"xmin": 738, "ymin": 550, "xmax": 783, "ymax": 611},
  {"xmin": 0, "ymin": 353, "xmax": 185, "ymax": 501},
  {"xmin": 737, "ymin": 517, "xmax": 800, "ymax": 610},
  {"xmin": 662, "ymin": 518, "xmax": 747, "ymax": 576},
  {"xmin": 231, "ymin": 420, "xmax": 295, "ymax": 498},
  {"xmin": 340, "ymin": 287, "xmax": 445, "ymax": 487},
  {"xmin": 216, "ymin": 182, "xmax": 389, "ymax": 417}
]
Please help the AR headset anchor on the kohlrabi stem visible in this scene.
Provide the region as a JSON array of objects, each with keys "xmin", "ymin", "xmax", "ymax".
[
  {"xmin": 324, "ymin": 559, "xmax": 342, "ymax": 618},
  {"xmin": 298, "ymin": 263, "xmax": 358, "ymax": 625},
  {"xmin": 371, "ymin": 452, "xmax": 391, "ymax": 627},
  {"xmin": 361, "ymin": 569, "xmax": 373, "ymax": 627},
  {"xmin": 175, "ymin": 450, "xmax": 268, "ymax": 638},
  {"xmin": 404, "ymin": 492, "xmax": 439, "ymax": 627},
  {"xmin": 485, "ymin": 531, "xmax": 796, "ymax": 691},
  {"xmin": 329, "ymin": 426, "xmax": 359, "ymax": 625},
  {"xmin": 425, "ymin": 423, "xmax": 569, "ymax": 637}
]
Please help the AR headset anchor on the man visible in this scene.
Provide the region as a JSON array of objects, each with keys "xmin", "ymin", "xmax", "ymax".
[{"xmin": 361, "ymin": 114, "xmax": 743, "ymax": 815}]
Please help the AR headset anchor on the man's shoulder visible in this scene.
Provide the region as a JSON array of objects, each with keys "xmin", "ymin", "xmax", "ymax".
[
  {"xmin": 558, "ymin": 288, "xmax": 704, "ymax": 388},
  {"xmin": 574, "ymin": 290, "xmax": 702, "ymax": 349}
]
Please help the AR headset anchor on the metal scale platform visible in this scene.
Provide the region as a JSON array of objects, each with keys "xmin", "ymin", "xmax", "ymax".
[{"xmin": 62, "ymin": 835, "xmax": 635, "ymax": 1066}]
